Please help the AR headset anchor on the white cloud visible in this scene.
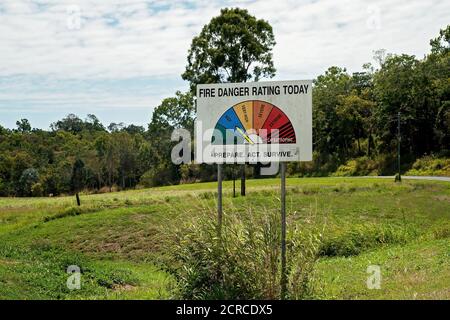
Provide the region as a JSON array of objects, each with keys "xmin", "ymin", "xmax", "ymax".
[
  {"xmin": 0, "ymin": 0, "xmax": 449, "ymax": 128},
  {"xmin": 0, "ymin": 0, "xmax": 216, "ymax": 79}
]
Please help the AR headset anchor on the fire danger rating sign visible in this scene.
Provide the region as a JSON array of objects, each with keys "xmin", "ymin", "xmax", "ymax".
[{"xmin": 195, "ymin": 80, "xmax": 312, "ymax": 164}]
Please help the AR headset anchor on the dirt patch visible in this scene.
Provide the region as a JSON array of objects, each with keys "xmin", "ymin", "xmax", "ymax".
[
  {"xmin": 415, "ymin": 288, "xmax": 450, "ymax": 300},
  {"xmin": 433, "ymin": 195, "xmax": 450, "ymax": 202},
  {"xmin": 100, "ymin": 242, "xmax": 122, "ymax": 252},
  {"xmin": 113, "ymin": 284, "xmax": 137, "ymax": 292},
  {"xmin": 0, "ymin": 258, "xmax": 20, "ymax": 266}
]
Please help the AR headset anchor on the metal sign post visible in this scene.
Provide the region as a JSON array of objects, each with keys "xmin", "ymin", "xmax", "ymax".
[
  {"xmin": 280, "ymin": 162, "xmax": 287, "ymax": 299},
  {"xmin": 397, "ymin": 112, "xmax": 401, "ymax": 182},
  {"xmin": 217, "ymin": 163, "xmax": 223, "ymax": 236}
]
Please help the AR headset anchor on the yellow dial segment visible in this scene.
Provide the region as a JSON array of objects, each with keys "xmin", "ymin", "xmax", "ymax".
[{"xmin": 233, "ymin": 101, "xmax": 253, "ymax": 131}]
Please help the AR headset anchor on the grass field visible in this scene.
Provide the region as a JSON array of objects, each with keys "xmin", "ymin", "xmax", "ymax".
[{"xmin": 0, "ymin": 177, "xmax": 449, "ymax": 300}]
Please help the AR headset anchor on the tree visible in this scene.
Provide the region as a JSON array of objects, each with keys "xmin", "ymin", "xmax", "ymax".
[
  {"xmin": 84, "ymin": 114, "xmax": 106, "ymax": 132},
  {"xmin": 183, "ymin": 8, "xmax": 276, "ymax": 90},
  {"xmin": 71, "ymin": 159, "xmax": 85, "ymax": 206},
  {"xmin": 373, "ymin": 54, "xmax": 425, "ymax": 156},
  {"xmin": 182, "ymin": 7, "xmax": 276, "ymax": 194},
  {"xmin": 0, "ymin": 124, "xmax": 8, "ymax": 136},
  {"xmin": 115, "ymin": 132, "xmax": 139, "ymax": 188},
  {"xmin": 430, "ymin": 25, "xmax": 450, "ymax": 55},
  {"xmin": 313, "ymin": 66, "xmax": 351, "ymax": 163},
  {"xmin": 426, "ymin": 25, "xmax": 450, "ymax": 152},
  {"xmin": 16, "ymin": 119, "xmax": 31, "ymax": 133},
  {"xmin": 337, "ymin": 92, "xmax": 376, "ymax": 156},
  {"xmin": 18, "ymin": 168, "xmax": 39, "ymax": 196},
  {"xmin": 182, "ymin": 8, "xmax": 276, "ymax": 91},
  {"xmin": 149, "ymin": 91, "xmax": 195, "ymax": 134},
  {"xmin": 51, "ymin": 114, "xmax": 84, "ymax": 134},
  {"xmin": 95, "ymin": 133, "xmax": 118, "ymax": 191},
  {"xmin": 123, "ymin": 124, "xmax": 145, "ymax": 135},
  {"xmin": 11, "ymin": 152, "xmax": 34, "ymax": 192},
  {"xmin": 146, "ymin": 91, "xmax": 195, "ymax": 187},
  {"xmin": 108, "ymin": 122, "xmax": 125, "ymax": 132}
]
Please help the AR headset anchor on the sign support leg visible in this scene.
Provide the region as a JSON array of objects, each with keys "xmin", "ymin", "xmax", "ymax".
[
  {"xmin": 280, "ymin": 162, "xmax": 287, "ymax": 299},
  {"xmin": 217, "ymin": 163, "xmax": 223, "ymax": 236},
  {"xmin": 396, "ymin": 111, "xmax": 402, "ymax": 182}
]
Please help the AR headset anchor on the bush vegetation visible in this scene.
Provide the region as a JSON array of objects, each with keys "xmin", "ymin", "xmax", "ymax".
[{"xmin": 406, "ymin": 156, "xmax": 450, "ymax": 177}]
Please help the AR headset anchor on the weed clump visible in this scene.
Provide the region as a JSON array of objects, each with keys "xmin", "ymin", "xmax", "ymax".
[
  {"xmin": 429, "ymin": 221, "xmax": 450, "ymax": 240},
  {"xmin": 43, "ymin": 206, "xmax": 83, "ymax": 222},
  {"xmin": 43, "ymin": 206, "xmax": 99, "ymax": 222},
  {"xmin": 319, "ymin": 223, "xmax": 418, "ymax": 257},
  {"xmin": 198, "ymin": 191, "xmax": 216, "ymax": 200},
  {"xmin": 166, "ymin": 209, "xmax": 322, "ymax": 299}
]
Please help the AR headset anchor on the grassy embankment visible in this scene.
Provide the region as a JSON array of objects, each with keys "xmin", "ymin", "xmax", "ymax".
[{"xmin": 0, "ymin": 177, "xmax": 449, "ymax": 299}]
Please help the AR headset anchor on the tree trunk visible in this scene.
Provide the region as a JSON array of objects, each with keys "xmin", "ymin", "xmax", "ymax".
[
  {"xmin": 97, "ymin": 173, "xmax": 100, "ymax": 190},
  {"xmin": 75, "ymin": 192, "xmax": 81, "ymax": 206},
  {"xmin": 241, "ymin": 165, "xmax": 246, "ymax": 196},
  {"xmin": 253, "ymin": 163, "xmax": 261, "ymax": 178},
  {"xmin": 108, "ymin": 166, "xmax": 112, "ymax": 192},
  {"xmin": 232, "ymin": 166, "xmax": 236, "ymax": 198}
]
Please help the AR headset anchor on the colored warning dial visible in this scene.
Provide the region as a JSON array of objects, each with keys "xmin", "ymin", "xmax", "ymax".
[{"xmin": 212, "ymin": 100, "xmax": 296, "ymax": 145}]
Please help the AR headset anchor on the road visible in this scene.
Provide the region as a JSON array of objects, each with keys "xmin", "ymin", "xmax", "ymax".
[{"xmin": 359, "ymin": 175, "xmax": 450, "ymax": 182}]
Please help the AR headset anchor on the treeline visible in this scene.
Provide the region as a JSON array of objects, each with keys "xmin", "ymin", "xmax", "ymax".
[
  {"xmin": 0, "ymin": 90, "xmax": 203, "ymax": 197},
  {"xmin": 303, "ymin": 30, "xmax": 450, "ymax": 176},
  {"xmin": 0, "ymin": 115, "xmax": 146, "ymax": 196},
  {"xmin": 0, "ymin": 18, "xmax": 448, "ymax": 197}
]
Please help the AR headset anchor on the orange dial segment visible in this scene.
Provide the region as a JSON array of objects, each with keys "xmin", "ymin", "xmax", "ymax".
[{"xmin": 253, "ymin": 101, "xmax": 274, "ymax": 131}]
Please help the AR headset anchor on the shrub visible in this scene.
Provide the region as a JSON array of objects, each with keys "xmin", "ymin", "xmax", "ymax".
[
  {"xmin": 139, "ymin": 165, "xmax": 176, "ymax": 187},
  {"xmin": 333, "ymin": 156, "xmax": 380, "ymax": 176},
  {"xmin": 180, "ymin": 164, "xmax": 201, "ymax": 183},
  {"xmin": 406, "ymin": 156, "xmax": 450, "ymax": 176},
  {"xmin": 166, "ymin": 209, "xmax": 322, "ymax": 299},
  {"xmin": 288, "ymin": 151, "xmax": 341, "ymax": 177},
  {"xmin": 31, "ymin": 182, "xmax": 44, "ymax": 197}
]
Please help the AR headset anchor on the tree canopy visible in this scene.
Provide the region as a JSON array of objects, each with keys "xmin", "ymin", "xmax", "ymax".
[{"xmin": 182, "ymin": 8, "xmax": 276, "ymax": 93}]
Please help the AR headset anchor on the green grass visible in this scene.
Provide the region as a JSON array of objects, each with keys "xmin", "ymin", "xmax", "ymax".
[
  {"xmin": 0, "ymin": 177, "xmax": 449, "ymax": 299},
  {"xmin": 315, "ymin": 238, "xmax": 450, "ymax": 299}
]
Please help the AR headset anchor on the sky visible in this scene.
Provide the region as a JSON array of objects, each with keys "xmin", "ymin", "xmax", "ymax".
[{"xmin": 0, "ymin": 0, "xmax": 449, "ymax": 129}]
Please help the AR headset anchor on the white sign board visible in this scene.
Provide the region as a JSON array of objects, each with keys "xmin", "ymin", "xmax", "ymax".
[{"xmin": 195, "ymin": 80, "xmax": 312, "ymax": 164}]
